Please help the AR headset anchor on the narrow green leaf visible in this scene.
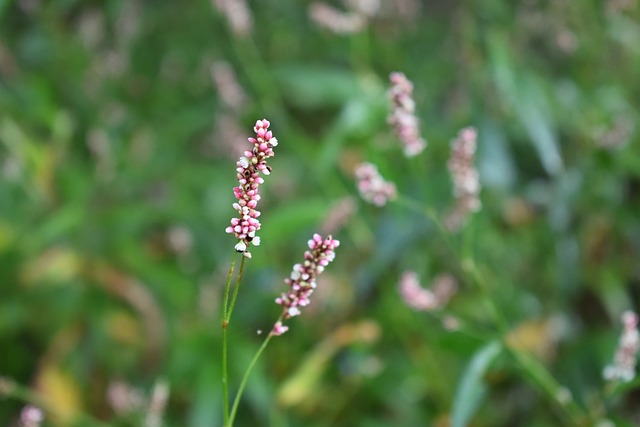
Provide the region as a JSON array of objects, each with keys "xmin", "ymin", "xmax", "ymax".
[{"xmin": 452, "ymin": 340, "xmax": 503, "ymax": 427}]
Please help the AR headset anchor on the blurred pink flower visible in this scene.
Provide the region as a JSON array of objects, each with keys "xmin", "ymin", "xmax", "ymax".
[
  {"xmin": 309, "ymin": 2, "xmax": 366, "ymax": 34},
  {"xmin": 355, "ymin": 162, "xmax": 396, "ymax": 206},
  {"xmin": 212, "ymin": 0, "xmax": 253, "ymax": 36},
  {"xmin": 445, "ymin": 127, "xmax": 481, "ymax": 231},
  {"xmin": 388, "ymin": 72, "xmax": 426, "ymax": 157},
  {"xmin": 225, "ymin": 119, "xmax": 278, "ymax": 258},
  {"xmin": 399, "ymin": 271, "xmax": 457, "ymax": 312},
  {"xmin": 604, "ymin": 311, "xmax": 640, "ymax": 382},
  {"xmin": 20, "ymin": 405, "xmax": 43, "ymax": 427},
  {"xmin": 272, "ymin": 234, "xmax": 340, "ymax": 335}
]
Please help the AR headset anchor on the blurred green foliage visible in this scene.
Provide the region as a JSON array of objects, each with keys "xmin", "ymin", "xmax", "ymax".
[{"xmin": 1, "ymin": 0, "xmax": 640, "ymax": 426}]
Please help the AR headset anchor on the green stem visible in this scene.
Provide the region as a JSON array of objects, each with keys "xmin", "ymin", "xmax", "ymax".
[
  {"xmin": 226, "ymin": 318, "xmax": 280, "ymax": 427},
  {"xmin": 226, "ymin": 256, "xmax": 246, "ymax": 323},
  {"xmin": 222, "ymin": 251, "xmax": 238, "ymax": 425}
]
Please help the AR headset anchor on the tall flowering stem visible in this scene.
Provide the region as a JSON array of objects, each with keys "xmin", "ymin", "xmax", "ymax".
[
  {"xmin": 388, "ymin": 72, "xmax": 427, "ymax": 157},
  {"xmin": 222, "ymin": 119, "xmax": 276, "ymax": 425},
  {"xmin": 224, "ymin": 234, "xmax": 339, "ymax": 427}
]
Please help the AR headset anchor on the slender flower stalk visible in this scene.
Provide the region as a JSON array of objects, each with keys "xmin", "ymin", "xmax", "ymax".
[
  {"xmin": 224, "ymin": 234, "xmax": 340, "ymax": 427},
  {"xmin": 603, "ymin": 311, "xmax": 640, "ymax": 382},
  {"xmin": 272, "ymin": 233, "xmax": 340, "ymax": 335},
  {"xmin": 445, "ymin": 126, "xmax": 481, "ymax": 231},
  {"xmin": 222, "ymin": 119, "xmax": 276, "ymax": 424},
  {"xmin": 388, "ymin": 72, "xmax": 426, "ymax": 157},
  {"xmin": 355, "ymin": 162, "xmax": 396, "ymax": 206},
  {"xmin": 225, "ymin": 119, "xmax": 278, "ymax": 258}
]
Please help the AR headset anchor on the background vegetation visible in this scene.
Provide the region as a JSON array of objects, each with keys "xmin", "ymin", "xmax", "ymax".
[{"xmin": 1, "ymin": 0, "xmax": 640, "ymax": 425}]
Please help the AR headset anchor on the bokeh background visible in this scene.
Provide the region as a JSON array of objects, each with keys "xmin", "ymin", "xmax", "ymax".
[{"xmin": 1, "ymin": 0, "xmax": 640, "ymax": 426}]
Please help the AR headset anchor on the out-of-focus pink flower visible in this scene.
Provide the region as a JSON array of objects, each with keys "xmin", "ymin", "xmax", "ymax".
[
  {"xmin": 388, "ymin": 72, "xmax": 426, "ymax": 157},
  {"xmin": 399, "ymin": 271, "xmax": 457, "ymax": 312},
  {"xmin": 211, "ymin": 60, "xmax": 247, "ymax": 112},
  {"xmin": 20, "ymin": 405, "xmax": 44, "ymax": 427},
  {"xmin": 309, "ymin": 2, "xmax": 367, "ymax": 34},
  {"xmin": 212, "ymin": 0, "xmax": 253, "ymax": 36},
  {"xmin": 445, "ymin": 127, "xmax": 481, "ymax": 231},
  {"xmin": 604, "ymin": 311, "xmax": 640, "ymax": 382},
  {"xmin": 272, "ymin": 234, "xmax": 340, "ymax": 335},
  {"xmin": 355, "ymin": 162, "xmax": 396, "ymax": 206},
  {"xmin": 225, "ymin": 119, "xmax": 278, "ymax": 258},
  {"xmin": 321, "ymin": 196, "xmax": 357, "ymax": 235}
]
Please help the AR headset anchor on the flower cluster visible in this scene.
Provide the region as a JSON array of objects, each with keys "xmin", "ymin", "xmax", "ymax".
[
  {"xmin": 309, "ymin": 2, "xmax": 366, "ymax": 34},
  {"xmin": 398, "ymin": 271, "xmax": 457, "ymax": 312},
  {"xmin": 272, "ymin": 234, "xmax": 340, "ymax": 336},
  {"xmin": 212, "ymin": 0, "xmax": 253, "ymax": 36},
  {"xmin": 387, "ymin": 72, "xmax": 427, "ymax": 157},
  {"xmin": 355, "ymin": 162, "xmax": 396, "ymax": 206},
  {"xmin": 603, "ymin": 311, "xmax": 640, "ymax": 382},
  {"xmin": 21, "ymin": 405, "xmax": 44, "ymax": 427},
  {"xmin": 225, "ymin": 119, "xmax": 278, "ymax": 258},
  {"xmin": 445, "ymin": 127, "xmax": 481, "ymax": 231}
]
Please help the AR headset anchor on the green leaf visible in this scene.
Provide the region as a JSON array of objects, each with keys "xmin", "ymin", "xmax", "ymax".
[{"xmin": 451, "ymin": 340, "xmax": 503, "ymax": 427}]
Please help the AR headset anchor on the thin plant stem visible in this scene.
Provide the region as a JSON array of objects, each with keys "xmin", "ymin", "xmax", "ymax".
[
  {"xmin": 226, "ymin": 256, "xmax": 247, "ymax": 323},
  {"xmin": 222, "ymin": 250, "xmax": 238, "ymax": 424},
  {"xmin": 226, "ymin": 317, "xmax": 282, "ymax": 427},
  {"xmin": 223, "ymin": 251, "xmax": 238, "ymax": 323}
]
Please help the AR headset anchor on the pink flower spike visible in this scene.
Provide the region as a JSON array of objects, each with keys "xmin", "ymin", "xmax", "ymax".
[
  {"xmin": 225, "ymin": 119, "xmax": 278, "ymax": 257},
  {"xmin": 355, "ymin": 162, "xmax": 396, "ymax": 206},
  {"xmin": 274, "ymin": 234, "xmax": 340, "ymax": 334},
  {"xmin": 445, "ymin": 126, "xmax": 481, "ymax": 232},
  {"xmin": 388, "ymin": 72, "xmax": 427, "ymax": 157},
  {"xmin": 604, "ymin": 311, "xmax": 640, "ymax": 382},
  {"xmin": 399, "ymin": 271, "xmax": 457, "ymax": 312}
]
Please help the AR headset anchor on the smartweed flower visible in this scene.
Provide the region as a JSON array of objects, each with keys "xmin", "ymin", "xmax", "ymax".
[
  {"xmin": 603, "ymin": 311, "xmax": 640, "ymax": 382},
  {"xmin": 355, "ymin": 162, "xmax": 396, "ymax": 206},
  {"xmin": 445, "ymin": 127, "xmax": 481, "ymax": 231},
  {"xmin": 225, "ymin": 119, "xmax": 278, "ymax": 258},
  {"xmin": 388, "ymin": 72, "xmax": 426, "ymax": 157},
  {"xmin": 20, "ymin": 405, "xmax": 44, "ymax": 427},
  {"xmin": 212, "ymin": 0, "xmax": 253, "ymax": 36},
  {"xmin": 399, "ymin": 271, "xmax": 457, "ymax": 312},
  {"xmin": 272, "ymin": 234, "xmax": 340, "ymax": 335},
  {"xmin": 309, "ymin": 2, "xmax": 367, "ymax": 34}
]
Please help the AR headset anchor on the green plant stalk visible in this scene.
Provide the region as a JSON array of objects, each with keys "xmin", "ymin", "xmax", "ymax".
[
  {"xmin": 226, "ymin": 316, "xmax": 282, "ymax": 427},
  {"xmin": 226, "ymin": 256, "xmax": 247, "ymax": 325},
  {"xmin": 221, "ymin": 251, "xmax": 238, "ymax": 424}
]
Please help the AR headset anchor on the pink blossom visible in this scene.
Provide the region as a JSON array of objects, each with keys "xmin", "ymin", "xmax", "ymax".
[
  {"xmin": 445, "ymin": 127, "xmax": 481, "ymax": 231},
  {"xmin": 20, "ymin": 405, "xmax": 44, "ymax": 427},
  {"xmin": 272, "ymin": 234, "xmax": 340, "ymax": 336},
  {"xmin": 398, "ymin": 271, "xmax": 457, "ymax": 312},
  {"xmin": 388, "ymin": 72, "xmax": 426, "ymax": 157},
  {"xmin": 355, "ymin": 162, "xmax": 396, "ymax": 206},
  {"xmin": 604, "ymin": 311, "xmax": 640, "ymax": 382},
  {"xmin": 225, "ymin": 119, "xmax": 278, "ymax": 258}
]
